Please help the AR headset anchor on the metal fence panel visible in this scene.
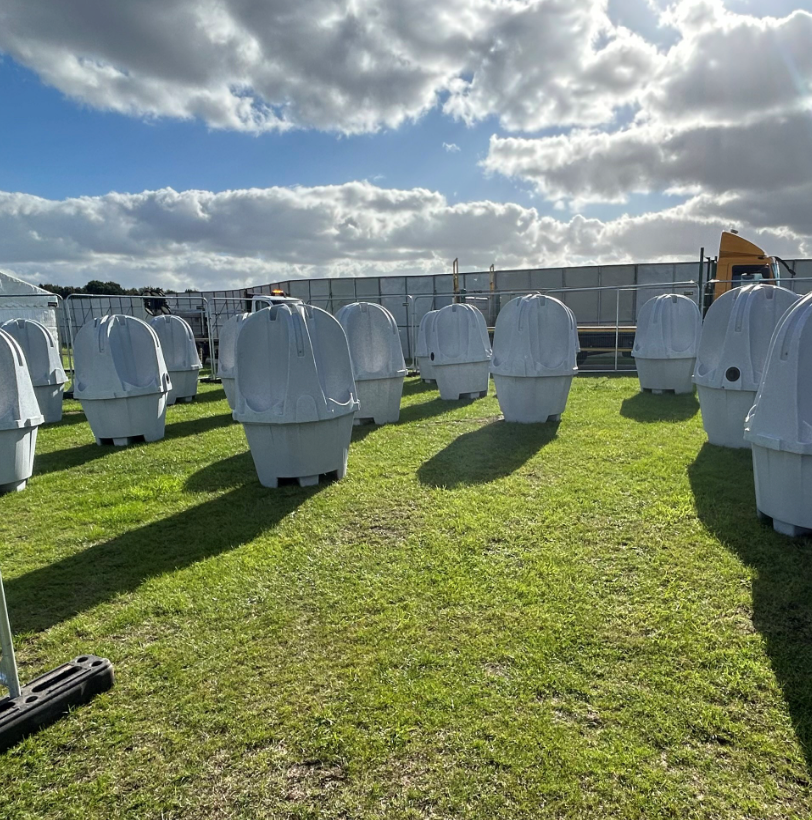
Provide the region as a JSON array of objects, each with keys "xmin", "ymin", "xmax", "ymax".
[
  {"xmin": 355, "ymin": 277, "xmax": 381, "ymax": 299},
  {"xmin": 494, "ymin": 270, "xmax": 531, "ymax": 293},
  {"xmin": 636, "ymin": 264, "xmax": 678, "ymax": 310},
  {"xmin": 381, "ymin": 295, "xmax": 408, "ymax": 327},
  {"xmin": 406, "ymin": 275, "xmax": 434, "ymax": 295},
  {"xmin": 788, "ymin": 262, "xmax": 812, "ymax": 294},
  {"xmin": 433, "ymin": 275, "xmax": 454, "ymax": 308},
  {"xmin": 599, "ymin": 266, "xmax": 636, "ymax": 324},
  {"xmin": 288, "ymin": 280, "xmax": 310, "ymax": 300},
  {"xmin": 529, "ymin": 268, "xmax": 565, "ymax": 291},
  {"xmin": 562, "ymin": 268, "xmax": 600, "ymax": 324},
  {"xmin": 462, "ymin": 272, "xmax": 490, "ymax": 292},
  {"xmin": 380, "ymin": 276, "xmax": 406, "ymax": 296}
]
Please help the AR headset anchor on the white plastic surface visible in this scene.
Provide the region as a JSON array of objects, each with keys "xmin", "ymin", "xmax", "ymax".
[
  {"xmin": 149, "ymin": 315, "xmax": 202, "ymax": 404},
  {"xmin": 0, "ymin": 428, "xmax": 39, "ymax": 493},
  {"xmin": 695, "ymin": 387, "xmax": 757, "ymax": 449},
  {"xmin": 491, "ymin": 294, "xmax": 579, "ymax": 422},
  {"xmin": 336, "ymin": 302, "xmax": 406, "ymax": 424},
  {"xmin": 0, "ymin": 328, "xmax": 43, "ymax": 491},
  {"xmin": 234, "ymin": 304, "xmax": 359, "ymax": 486},
  {"xmin": 429, "ymin": 303, "xmax": 492, "ymax": 400},
  {"xmin": 73, "ymin": 315, "xmax": 170, "ymax": 445},
  {"xmin": 0, "ymin": 269, "xmax": 58, "ymax": 346},
  {"xmin": 634, "ymin": 294, "xmax": 702, "ymax": 360},
  {"xmin": 633, "ymin": 294, "xmax": 701, "ymax": 393},
  {"xmin": 243, "ymin": 414, "xmax": 354, "ymax": 488},
  {"xmin": 416, "ymin": 310, "xmax": 439, "ymax": 382},
  {"xmin": 744, "ymin": 293, "xmax": 812, "ymax": 535},
  {"xmin": 1, "ymin": 318, "xmax": 66, "ymax": 423},
  {"xmin": 694, "ymin": 284, "xmax": 798, "ymax": 448},
  {"xmin": 353, "ymin": 378, "xmax": 404, "ymax": 425},
  {"xmin": 217, "ymin": 312, "xmax": 248, "ymax": 410}
]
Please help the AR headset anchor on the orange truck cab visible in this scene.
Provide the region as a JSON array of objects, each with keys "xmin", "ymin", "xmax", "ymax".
[{"xmin": 703, "ymin": 231, "xmax": 782, "ymax": 312}]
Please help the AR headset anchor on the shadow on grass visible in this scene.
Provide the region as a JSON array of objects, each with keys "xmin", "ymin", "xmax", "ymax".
[
  {"xmin": 47, "ymin": 411, "xmax": 89, "ymax": 428},
  {"xmin": 620, "ymin": 390, "xmax": 699, "ymax": 423},
  {"xmin": 401, "ymin": 378, "xmax": 436, "ymax": 398},
  {"xmin": 6, "ymin": 471, "xmax": 319, "ymax": 634},
  {"xmin": 184, "ymin": 451, "xmax": 254, "ymax": 492},
  {"xmin": 417, "ymin": 419, "xmax": 558, "ymax": 488},
  {"xmin": 688, "ymin": 443, "xmax": 812, "ymax": 775},
  {"xmin": 181, "ymin": 387, "xmax": 228, "ymax": 405},
  {"xmin": 351, "ymin": 422, "xmax": 379, "ymax": 443},
  {"xmin": 397, "ymin": 396, "xmax": 456, "ymax": 425},
  {"xmin": 34, "ymin": 413, "xmax": 235, "ymax": 476}
]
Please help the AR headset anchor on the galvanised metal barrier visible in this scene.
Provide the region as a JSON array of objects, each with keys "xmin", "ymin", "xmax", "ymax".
[
  {"xmin": 408, "ymin": 281, "xmax": 700, "ymax": 375},
  {"xmin": 64, "ymin": 293, "xmax": 213, "ymax": 378},
  {"xmin": 198, "ymin": 276, "xmax": 812, "ymax": 379}
]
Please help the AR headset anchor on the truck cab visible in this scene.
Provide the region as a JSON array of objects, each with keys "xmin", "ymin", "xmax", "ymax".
[
  {"xmin": 250, "ymin": 290, "xmax": 302, "ymax": 312},
  {"xmin": 703, "ymin": 231, "xmax": 779, "ymax": 312}
]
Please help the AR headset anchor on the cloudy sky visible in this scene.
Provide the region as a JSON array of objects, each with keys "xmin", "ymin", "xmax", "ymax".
[{"xmin": 1, "ymin": 0, "xmax": 811, "ymax": 291}]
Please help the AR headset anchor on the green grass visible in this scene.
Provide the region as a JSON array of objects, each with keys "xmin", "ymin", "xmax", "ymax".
[{"xmin": 0, "ymin": 376, "xmax": 810, "ymax": 819}]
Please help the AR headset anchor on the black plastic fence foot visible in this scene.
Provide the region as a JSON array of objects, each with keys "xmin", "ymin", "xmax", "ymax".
[{"xmin": 0, "ymin": 655, "xmax": 114, "ymax": 753}]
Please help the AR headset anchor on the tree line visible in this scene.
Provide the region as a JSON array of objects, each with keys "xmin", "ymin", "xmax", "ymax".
[{"xmin": 38, "ymin": 280, "xmax": 178, "ymax": 299}]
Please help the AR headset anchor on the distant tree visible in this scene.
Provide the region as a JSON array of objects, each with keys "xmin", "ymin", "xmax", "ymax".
[
  {"xmin": 39, "ymin": 280, "xmax": 175, "ymax": 299},
  {"xmin": 39, "ymin": 283, "xmax": 78, "ymax": 299},
  {"xmin": 85, "ymin": 280, "xmax": 128, "ymax": 295}
]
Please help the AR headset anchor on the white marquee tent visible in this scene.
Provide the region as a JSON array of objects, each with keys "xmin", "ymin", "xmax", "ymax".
[{"xmin": 0, "ymin": 270, "xmax": 59, "ymax": 346}]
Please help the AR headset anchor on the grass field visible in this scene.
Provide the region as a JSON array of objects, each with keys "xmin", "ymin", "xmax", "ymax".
[{"xmin": 0, "ymin": 376, "xmax": 810, "ymax": 819}]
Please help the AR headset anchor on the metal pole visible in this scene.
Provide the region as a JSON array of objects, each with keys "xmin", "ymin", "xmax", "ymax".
[
  {"xmin": 698, "ymin": 247, "xmax": 705, "ymax": 307},
  {"xmin": 410, "ymin": 295, "xmax": 416, "ymax": 370},
  {"xmin": 201, "ymin": 297, "xmax": 215, "ymax": 378},
  {"xmin": 0, "ymin": 571, "xmax": 20, "ymax": 700},
  {"xmin": 615, "ymin": 289, "xmax": 621, "ymax": 372}
]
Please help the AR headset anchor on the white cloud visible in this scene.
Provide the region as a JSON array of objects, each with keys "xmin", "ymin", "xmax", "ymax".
[
  {"xmin": 484, "ymin": 110, "xmax": 812, "ymax": 218},
  {"xmin": 1, "ymin": 182, "xmax": 806, "ymax": 292},
  {"xmin": 0, "ymin": 0, "xmax": 659, "ymax": 134},
  {"xmin": 482, "ymin": 5, "xmax": 812, "ymax": 246},
  {"xmin": 2, "ymin": 0, "xmax": 811, "ymax": 291},
  {"xmin": 443, "ymin": 142, "xmax": 461, "ymax": 153}
]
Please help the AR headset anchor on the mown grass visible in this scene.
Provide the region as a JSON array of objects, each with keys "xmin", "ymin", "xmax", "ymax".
[{"xmin": 0, "ymin": 376, "xmax": 810, "ymax": 819}]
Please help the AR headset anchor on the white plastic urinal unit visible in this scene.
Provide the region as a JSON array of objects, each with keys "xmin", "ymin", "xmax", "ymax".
[
  {"xmin": 633, "ymin": 293, "xmax": 702, "ymax": 394},
  {"xmin": 429, "ymin": 303, "xmax": 492, "ymax": 400},
  {"xmin": 336, "ymin": 302, "xmax": 407, "ymax": 425},
  {"xmin": 744, "ymin": 293, "xmax": 812, "ymax": 536},
  {"xmin": 233, "ymin": 304, "xmax": 359, "ymax": 487},
  {"xmin": 73, "ymin": 315, "xmax": 170, "ymax": 446},
  {"xmin": 217, "ymin": 313, "xmax": 248, "ymax": 411},
  {"xmin": 491, "ymin": 294, "xmax": 579, "ymax": 423},
  {"xmin": 149, "ymin": 315, "xmax": 202, "ymax": 405},
  {"xmin": 0, "ymin": 328, "xmax": 44, "ymax": 492},
  {"xmin": 416, "ymin": 310, "xmax": 439, "ymax": 383},
  {"xmin": 0, "ymin": 318, "xmax": 67, "ymax": 423},
  {"xmin": 694, "ymin": 284, "xmax": 798, "ymax": 448}
]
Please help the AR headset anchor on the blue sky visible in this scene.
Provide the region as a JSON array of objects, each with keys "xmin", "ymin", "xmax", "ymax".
[
  {"xmin": 1, "ymin": 0, "xmax": 811, "ymax": 290},
  {"xmin": 0, "ymin": 59, "xmax": 538, "ymax": 207}
]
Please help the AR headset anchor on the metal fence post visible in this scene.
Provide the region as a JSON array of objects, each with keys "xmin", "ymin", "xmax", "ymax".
[{"xmin": 0, "ymin": 571, "xmax": 20, "ymax": 700}]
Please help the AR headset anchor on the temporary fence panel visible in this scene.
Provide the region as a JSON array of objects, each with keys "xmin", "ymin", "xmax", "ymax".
[
  {"xmin": 494, "ymin": 271, "xmax": 531, "ymax": 313},
  {"xmin": 287, "ymin": 279, "xmax": 311, "ymax": 301},
  {"xmin": 65, "ymin": 294, "xmax": 211, "ymax": 375},
  {"xmin": 562, "ymin": 267, "xmax": 601, "ymax": 322},
  {"xmin": 599, "ymin": 266, "xmax": 636, "ymax": 324},
  {"xmin": 330, "ymin": 278, "xmax": 357, "ymax": 315},
  {"xmin": 199, "ymin": 257, "xmax": 812, "ymax": 373},
  {"xmin": 355, "ymin": 277, "xmax": 381, "ymax": 300},
  {"xmin": 786, "ymin": 263, "xmax": 812, "ymax": 295}
]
